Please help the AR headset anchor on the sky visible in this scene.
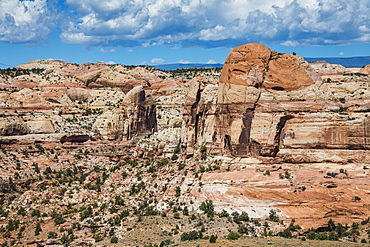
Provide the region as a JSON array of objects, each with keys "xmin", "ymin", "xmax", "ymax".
[{"xmin": 1, "ymin": 0, "xmax": 370, "ymax": 68}]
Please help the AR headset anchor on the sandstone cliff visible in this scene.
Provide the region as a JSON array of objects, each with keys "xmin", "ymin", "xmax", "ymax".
[{"xmin": 183, "ymin": 43, "xmax": 370, "ymax": 164}]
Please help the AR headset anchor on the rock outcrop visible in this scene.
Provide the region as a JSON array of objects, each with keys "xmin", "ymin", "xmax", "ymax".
[
  {"xmin": 3, "ymin": 49, "xmax": 370, "ymax": 163},
  {"xmin": 183, "ymin": 43, "xmax": 370, "ymax": 163},
  {"xmin": 92, "ymin": 86, "xmax": 157, "ymax": 141},
  {"xmin": 360, "ymin": 64, "xmax": 370, "ymax": 75}
]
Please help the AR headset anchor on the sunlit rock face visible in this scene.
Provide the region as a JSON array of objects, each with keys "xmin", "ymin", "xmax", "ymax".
[{"xmin": 183, "ymin": 43, "xmax": 370, "ymax": 163}]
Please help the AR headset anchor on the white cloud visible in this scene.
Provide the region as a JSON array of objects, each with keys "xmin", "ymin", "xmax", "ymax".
[
  {"xmin": 207, "ymin": 60, "xmax": 218, "ymax": 64},
  {"xmin": 280, "ymin": 40, "xmax": 302, "ymax": 47},
  {"xmin": 0, "ymin": 0, "xmax": 57, "ymax": 45},
  {"xmin": 150, "ymin": 58, "xmax": 164, "ymax": 64},
  {"xmin": 339, "ymin": 52, "xmax": 345, "ymax": 56},
  {"xmin": 61, "ymin": 0, "xmax": 370, "ymax": 48},
  {"xmin": 104, "ymin": 61, "xmax": 116, "ymax": 65},
  {"xmin": 178, "ymin": 59, "xmax": 190, "ymax": 64},
  {"xmin": 3, "ymin": 0, "xmax": 370, "ymax": 49},
  {"xmin": 99, "ymin": 48, "xmax": 116, "ymax": 53}
]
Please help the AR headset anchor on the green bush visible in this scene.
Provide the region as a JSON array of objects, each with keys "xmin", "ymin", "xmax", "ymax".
[
  {"xmin": 306, "ymin": 230, "xmax": 316, "ymax": 240},
  {"xmin": 181, "ymin": 230, "xmax": 202, "ymax": 241},
  {"xmin": 174, "ymin": 145, "xmax": 181, "ymax": 154},
  {"xmin": 315, "ymin": 232, "xmax": 328, "ymax": 240},
  {"xmin": 268, "ymin": 209, "xmax": 280, "ymax": 222},
  {"xmin": 51, "ymin": 212, "xmax": 65, "ymax": 225},
  {"xmin": 110, "ymin": 236, "xmax": 118, "ymax": 243},
  {"xmin": 199, "ymin": 200, "xmax": 214, "ymax": 218},
  {"xmin": 48, "ymin": 231, "xmax": 58, "ymax": 239},
  {"xmin": 35, "ymin": 222, "xmax": 42, "ymax": 236},
  {"xmin": 227, "ymin": 231, "xmax": 240, "ymax": 240},
  {"xmin": 209, "ymin": 234, "xmax": 217, "ymax": 243},
  {"xmin": 175, "ymin": 186, "xmax": 181, "ymax": 197}
]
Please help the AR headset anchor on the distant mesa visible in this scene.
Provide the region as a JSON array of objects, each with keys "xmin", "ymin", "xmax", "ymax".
[
  {"xmin": 153, "ymin": 56, "xmax": 370, "ymax": 71},
  {"xmin": 153, "ymin": 63, "xmax": 223, "ymax": 71}
]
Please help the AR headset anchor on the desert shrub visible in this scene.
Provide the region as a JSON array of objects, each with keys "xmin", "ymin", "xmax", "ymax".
[
  {"xmin": 238, "ymin": 224, "xmax": 249, "ymax": 234},
  {"xmin": 199, "ymin": 200, "xmax": 214, "ymax": 217},
  {"xmin": 227, "ymin": 231, "xmax": 240, "ymax": 240},
  {"xmin": 80, "ymin": 207, "xmax": 93, "ymax": 221},
  {"xmin": 268, "ymin": 209, "xmax": 280, "ymax": 222},
  {"xmin": 181, "ymin": 230, "xmax": 202, "ymax": 241},
  {"xmin": 48, "ymin": 231, "xmax": 58, "ymax": 239},
  {"xmin": 219, "ymin": 209, "xmax": 229, "ymax": 217},
  {"xmin": 209, "ymin": 234, "xmax": 217, "ymax": 243},
  {"xmin": 174, "ymin": 212, "xmax": 180, "ymax": 219},
  {"xmin": 278, "ymin": 228, "xmax": 292, "ymax": 238},
  {"xmin": 6, "ymin": 220, "xmax": 19, "ymax": 231},
  {"xmin": 315, "ymin": 232, "xmax": 328, "ymax": 240},
  {"xmin": 306, "ymin": 230, "xmax": 316, "ymax": 240},
  {"xmin": 110, "ymin": 236, "xmax": 118, "ymax": 243},
  {"xmin": 51, "ymin": 212, "xmax": 64, "ymax": 225},
  {"xmin": 31, "ymin": 209, "xmax": 40, "ymax": 217},
  {"xmin": 35, "ymin": 222, "xmax": 42, "ymax": 235},
  {"xmin": 17, "ymin": 207, "xmax": 26, "ymax": 216},
  {"xmin": 157, "ymin": 159, "xmax": 169, "ymax": 167},
  {"xmin": 171, "ymin": 154, "xmax": 178, "ymax": 160}
]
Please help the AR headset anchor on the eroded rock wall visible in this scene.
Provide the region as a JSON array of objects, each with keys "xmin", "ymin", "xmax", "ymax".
[{"xmin": 182, "ymin": 43, "xmax": 370, "ymax": 163}]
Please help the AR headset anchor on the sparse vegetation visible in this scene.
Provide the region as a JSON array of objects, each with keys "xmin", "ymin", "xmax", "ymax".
[{"xmin": 0, "ymin": 59, "xmax": 369, "ymax": 247}]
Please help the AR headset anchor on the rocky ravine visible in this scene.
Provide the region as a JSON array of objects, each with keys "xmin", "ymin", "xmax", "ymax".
[{"xmin": 0, "ymin": 44, "xmax": 370, "ymax": 245}]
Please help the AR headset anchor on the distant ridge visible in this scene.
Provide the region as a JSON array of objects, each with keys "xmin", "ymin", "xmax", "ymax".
[
  {"xmin": 304, "ymin": 56, "xmax": 370, "ymax": 68},
  {"xmin": 152, "ymin": 56, "xmax": 370, "ymax": 71},
  {"xmin": 153, "ymin": 63, "xmax": 223, "ymax": 71}
]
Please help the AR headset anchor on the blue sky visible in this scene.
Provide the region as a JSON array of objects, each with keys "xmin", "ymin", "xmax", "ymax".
[{"xmin": 1, "ymin": 0, "xmax": 370, "ymax": 68}]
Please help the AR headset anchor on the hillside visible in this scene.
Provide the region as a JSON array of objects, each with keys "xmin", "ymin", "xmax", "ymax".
[{"xmin": 0, "ymin": 45, "xmax": 370, "ymax": 246}]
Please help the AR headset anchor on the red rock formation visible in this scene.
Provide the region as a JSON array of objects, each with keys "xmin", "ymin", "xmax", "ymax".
[
  {"xmin": 183, "ymin": 43, "xmax": 370, "ymax": 163},
  {"xmin": 190, "ymin": 43, "xmax": 321, "ymax": 156}
]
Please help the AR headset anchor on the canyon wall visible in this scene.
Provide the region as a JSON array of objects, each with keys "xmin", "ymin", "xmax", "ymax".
[
  {"xmin": 183, "ymin": 43, "xmax": 370, "ymax": 163},
  {"xmin": 2, "ymin": 45, "xmax": 370, "ymax": 164}
]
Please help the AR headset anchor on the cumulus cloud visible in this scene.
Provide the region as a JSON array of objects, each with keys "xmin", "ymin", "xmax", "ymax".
[
  {"xmin": 0, "ymin": 0, "xmax": 58, "ymax": 45},
  {"xmin": 3, "ymin": 0, "xmax": 370, "ymax": 48},
  {"xmin": 207, "ymin": 59, "xmax": 218, "ymax": 64},
  {"xmin": 60, "ymin": 0, "xmax": 370, "ymax": 48},
  {"xmin": 150, "ymin": 58, "xmax": 164, "ymax": 64}
]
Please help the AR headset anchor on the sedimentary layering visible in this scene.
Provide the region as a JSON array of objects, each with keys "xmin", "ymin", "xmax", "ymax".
[
  {"xmin": 0, "ymin": 60, "xmax": 190, "ymax": 147},
  {"xmin": 183, "ymin": 43, "xmax": 370, "ymax": 163},
  {"xmin": 1, "ymin": 45, "xmax": 370, "ymax": 243}
]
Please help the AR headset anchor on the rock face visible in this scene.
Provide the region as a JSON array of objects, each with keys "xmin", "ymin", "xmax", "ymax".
[
  {"xmin": 0, "ymin": 61, "xmax": 164, "ymax": 144},
  {"xmin": 183, "ymin": 43, "xmax": 370, "ymax": 163},
  {"xmin": 92, "ymin": 86, "xmax": 157, "ymax": 141},
  {"xmin": 3, "ymin": 48, "xmax": 370, "ymax": 163},
  {"xmin": 360, "ymin": 64, "xmax": 370, "ymax": 75},
  {"xmin": 0, "ymin": 60, "xmax": 220, "ymax": 153}
]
